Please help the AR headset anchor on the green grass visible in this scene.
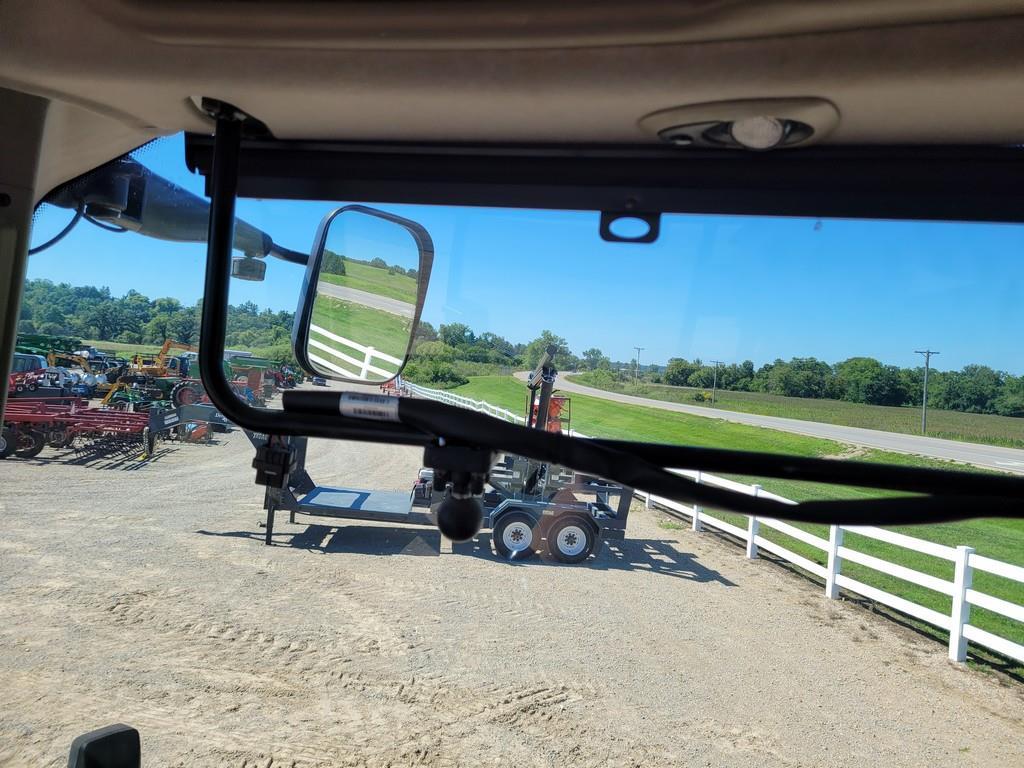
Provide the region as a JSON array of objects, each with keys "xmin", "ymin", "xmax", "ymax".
[
  {"xmin": 320, "ymin": 261, "xmax": 418, "ymax": 304},
  {"xmin": 453, "ymin": 375, "xmax": 845, "ymax": 457},
  {"xmin": 571, "ymin": 373, "xmax": 1024, "ymax": 449},
  {"xmin": 309, "ymin": 296, "xmax": 412, "ymax": 376},
  {"xmin": 453, "ymin": 374, "xmax": 1024, "ymax": 666},
  {"xmin": 82, "ymin": 339, "xmax": 163, "ymax": 357}
]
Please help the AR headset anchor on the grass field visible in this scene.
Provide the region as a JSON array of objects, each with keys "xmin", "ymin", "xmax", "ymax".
[
  {"xmin": 571, "ymin": 373, "xmax": 1024, "ymax": 449},
  {"xmin": 310, "ymin": 296, "xmax": 411, "ymax": 376},
  {"xmin": 320, "ymin": 261, "xmax": 418, "ymax": 304},
  {"xmin": 452, "ymin": 374, "xmax": 1024, "ymax": 663},
  {"xmin": 82, "ymin": 339, "xmax": 163, "ymax": 357}
]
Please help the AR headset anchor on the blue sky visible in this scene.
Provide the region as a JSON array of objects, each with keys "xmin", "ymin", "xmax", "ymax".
[{"xmin": 28, "ymin": 134, "xmax": 1024, "ymax": 373}]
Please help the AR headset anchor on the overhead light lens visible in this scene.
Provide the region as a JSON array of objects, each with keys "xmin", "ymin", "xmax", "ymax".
[{"xmin": 730, "ymin": 116, "xmax": 786, "ymax": 150}]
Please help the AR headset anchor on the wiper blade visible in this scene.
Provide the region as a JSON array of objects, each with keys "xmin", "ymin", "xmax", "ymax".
[{"xmin": 282, "ymin": 391, "xmax": 1024, "ymax": 527}]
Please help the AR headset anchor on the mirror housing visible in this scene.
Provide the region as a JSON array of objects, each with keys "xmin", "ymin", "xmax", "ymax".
[
  {"xmin": 231, "ymin": 256, "xmax": 267, "ymax": 281},
  {"xmin": 292, "ymin": 205, "xmax": 433, "ymax": 384}
]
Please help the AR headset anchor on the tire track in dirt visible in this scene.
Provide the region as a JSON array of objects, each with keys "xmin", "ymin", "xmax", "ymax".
[{"xmin": 3, "ymin": 580, "xmax": 667, "ymax": 767}]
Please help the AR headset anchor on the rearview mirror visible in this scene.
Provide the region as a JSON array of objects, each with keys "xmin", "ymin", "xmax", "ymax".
[{"xmin": 293, "ymin": 205, "xmax": 433, "ymax": 383}]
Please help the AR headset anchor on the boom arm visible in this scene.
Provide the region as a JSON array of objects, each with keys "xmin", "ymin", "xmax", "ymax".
[{"xmin": 156, "ymin": 339, "xmax": 197, "ymax": 365}]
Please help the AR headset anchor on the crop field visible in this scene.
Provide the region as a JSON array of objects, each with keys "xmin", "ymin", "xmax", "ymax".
[
  {"xmin": 570, "ymin": 374, "xmax": 1024, "ymax": 449},
  {"xmin": 320, "ymin": 260, "xmax": 418, "ymax": 304},
  {"xmin": 453, "ymin": 375, "xmax": 1024, "ymax": 662}
]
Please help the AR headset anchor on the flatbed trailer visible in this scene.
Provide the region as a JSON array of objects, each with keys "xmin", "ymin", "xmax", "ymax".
[{"xmin": 248, "ymin": 432, "xmax": 632, "ymax": 563}]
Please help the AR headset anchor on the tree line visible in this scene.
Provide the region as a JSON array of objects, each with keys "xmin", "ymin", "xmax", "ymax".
[
  {"xmin": 406, "ymin": 321, "xmax": 1023, "ymax": 417},
  {"xmin": 321, "ymin": 249, "xmax": 418, "ymax": 280},
  {"xmin": 16, "ymin": 279, "xmax": 295, "ymax": 357},
  {"xmin": 17, "ymin": 281, "xmax": 1022, "ymax": 418},
  {"xmin": 652, "ymin": 356, "xmax": 1024, "ymax": 417}
]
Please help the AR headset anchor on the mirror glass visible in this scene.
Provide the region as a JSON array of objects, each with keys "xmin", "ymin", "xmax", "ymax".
[{"xmin": 303, "ymin": 208, "xmax": 427, "ymax": 382}]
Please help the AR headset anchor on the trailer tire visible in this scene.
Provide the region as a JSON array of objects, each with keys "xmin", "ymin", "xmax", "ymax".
[
  {"xmin": 14, "ymin": 429, "xmax": 45, "ymax": 459},
  {"xmin": 492, "ymin": 511, "xmax": 540, "ymax": 561},
  {"xmin": 547, "ymin": 515, "xmax": 597, "ymax": 564}
]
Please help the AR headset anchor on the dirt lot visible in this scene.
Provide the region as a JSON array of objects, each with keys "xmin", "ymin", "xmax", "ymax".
[{"xmin": 1, "ymin": 426, "xmax": 1022, "ymax": 767}]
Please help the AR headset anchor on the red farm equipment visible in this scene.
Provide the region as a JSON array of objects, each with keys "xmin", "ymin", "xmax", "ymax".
[{"xmin": 1, "ymin": 397, "xmax": 157, "ymax": 460}]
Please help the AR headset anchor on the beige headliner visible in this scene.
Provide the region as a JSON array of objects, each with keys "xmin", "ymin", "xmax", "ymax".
[{"xmin": 2, "ymin": 0, "xmax": 1024, "ymax": 199}]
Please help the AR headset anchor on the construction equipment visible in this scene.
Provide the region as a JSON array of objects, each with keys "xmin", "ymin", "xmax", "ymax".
[
  {"xmin": 130, "ymin": 339, "xmax": 196, "ymax": 377},
  {"xmin": 43, "ymin": 352, "xmax": 111, "ymax": 396}
]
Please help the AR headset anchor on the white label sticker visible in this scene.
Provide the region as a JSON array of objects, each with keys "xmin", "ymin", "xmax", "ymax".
[{"xmin": 339, "ymin": 392, "xmax": 400, "ymax": 422}]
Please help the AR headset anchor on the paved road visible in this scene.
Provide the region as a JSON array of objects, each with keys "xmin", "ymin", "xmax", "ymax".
[
  {"xmin": 525, "ymin": 373, "xmax": 1024, "ymax": 474},
  {"xmin": 317, "ymin": 281, "xmax": 415, "ymax": 318}
]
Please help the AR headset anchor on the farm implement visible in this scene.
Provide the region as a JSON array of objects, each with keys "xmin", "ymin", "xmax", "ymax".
[
  {"xmin": 1, "ymin": 397, "xmax": 157, "ymax": 459},
  {"xmin": 0, "ymin": 398, "xmax": 234, "ymax": 460}
]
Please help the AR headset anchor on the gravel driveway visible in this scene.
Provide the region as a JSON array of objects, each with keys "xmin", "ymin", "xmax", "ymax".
[{"xmin": 1, "ymin": 428, "xmax": 1021, "ymax": 766}]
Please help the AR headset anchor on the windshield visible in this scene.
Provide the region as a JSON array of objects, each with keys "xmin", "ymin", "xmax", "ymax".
[{"xmin": 6, "ymin": 134, "xmax": 1023, "ymax": 766}]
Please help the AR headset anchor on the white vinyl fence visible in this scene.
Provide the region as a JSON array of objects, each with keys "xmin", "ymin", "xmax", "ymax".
[
  {"xmin": 401, "ymin": 381, "xmax": 526, "ymax": 424},
  {"xmin": 403, "ymin": 380, "xmax": 1024, "ymax": 665},
  {"xmin": 308, "ymin": 324, "xmax": 404, "ymax": 381}
]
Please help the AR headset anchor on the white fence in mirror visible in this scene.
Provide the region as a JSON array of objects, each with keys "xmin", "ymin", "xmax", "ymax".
[
  {"xmin": 308, "ymin": 324, "xmax": 404, "ymax": 381},
  {"xmin": 401, "ymin": 379, "xmax": 1024, "ymax": 665}
]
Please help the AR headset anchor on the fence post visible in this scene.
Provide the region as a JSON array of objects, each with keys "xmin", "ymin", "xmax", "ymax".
[
  {"xmin": 691, "ymin": 471, "xmax": 703, "ymax": 532},
  {"xmin": 949, "ymin": 545, "xmax": 975, "ymax": 663},
  {"xmin": 825, "ymin": 525, "xmax": 844, "ymax": 599},
  {"xmin": 360, "ymin": 347, "xmax": 374, "ymax": 379},
  {"xmin": 745, "ymin": 485, "xmax": 761, "ymax": 559}
]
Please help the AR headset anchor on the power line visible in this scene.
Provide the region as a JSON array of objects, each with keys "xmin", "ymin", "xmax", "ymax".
[
  {"xmin": 633, "ymin": 346, "xmax": 645, "ymax": 386},
  {"xmin": 915, "ymin": 349, "xmax": 939, "ymax": 434},
  {"xmin": 708, "ymin": 360, "xmax": 724, "ymax": 405}
]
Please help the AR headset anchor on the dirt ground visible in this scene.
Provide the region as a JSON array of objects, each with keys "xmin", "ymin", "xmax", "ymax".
[{"xmin": 1, "ymin": 422, "xmax": 1022, "ymax": 767}]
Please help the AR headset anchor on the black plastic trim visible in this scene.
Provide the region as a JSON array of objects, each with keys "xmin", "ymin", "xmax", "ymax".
[{"xmin": 185, "ymin": 135, "xmax": 1024, "ymax": 223}]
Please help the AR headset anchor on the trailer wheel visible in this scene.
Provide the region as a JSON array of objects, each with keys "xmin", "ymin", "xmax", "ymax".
[
  {"xmin": 14, "ymin": 430, "xmax": 45, "ymax": 459},
  {"xmin": 492, "ymin": 511, "xmax": 540, "ymax": 561},
  {"xmin": 547, "ymin": 515, "xmax": 596, "ymax": 564}
]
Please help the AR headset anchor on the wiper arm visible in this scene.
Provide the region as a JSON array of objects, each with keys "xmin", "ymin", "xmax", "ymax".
[
  {"xmin": 282, "ymin": 390, "xmax": 1024, "ymax": 528},
  {"xmin": 43, "ymin": 156, "xmax": 307, "ymax": 264}
]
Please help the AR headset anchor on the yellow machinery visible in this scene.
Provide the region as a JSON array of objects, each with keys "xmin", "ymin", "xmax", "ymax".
[{"xmin": 130, "ymin": 339, "xmax": 196, "ymax": 377}]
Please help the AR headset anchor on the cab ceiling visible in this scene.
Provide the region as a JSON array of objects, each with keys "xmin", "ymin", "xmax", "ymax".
[{"xmin": 2, "ymin": 0, "xmax": 1024, "ymax": 198}]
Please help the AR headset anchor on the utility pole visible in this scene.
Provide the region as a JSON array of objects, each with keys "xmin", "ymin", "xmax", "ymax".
[
  {"xmin": 915, "ymin": 349, "xmax": 939, "ymax": 434},
  {"xmin": 708, "ymin": 360, "xmax": 724, "ymax": 405},
  {"xmin": 633, "ymin": 346, "xmax": 644, "ymax": 386}
]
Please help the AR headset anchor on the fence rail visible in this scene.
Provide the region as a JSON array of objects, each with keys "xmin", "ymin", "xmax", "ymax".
[
  {"xmin": 308, "ymin": 324, "xmax": 403, "ymax": 381},
  {"xmin": 401, "ymin": 380, "xmax": 1024, "ymax": 665},
  {"xmin": 401, "ymin": 380, "xmax": 526, "ymax": 424}
]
